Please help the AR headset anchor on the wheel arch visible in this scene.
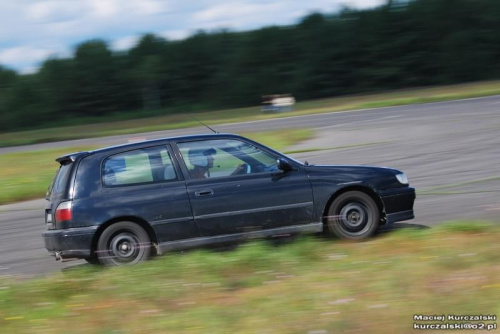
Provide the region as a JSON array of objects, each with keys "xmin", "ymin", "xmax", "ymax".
[
  {"xmin": 322, "ymin": 185, "xmax": 386, "ymax": 230},
  {"xmin": 90, "ymin": 216, "xmax": 159, "ymax": 258}
]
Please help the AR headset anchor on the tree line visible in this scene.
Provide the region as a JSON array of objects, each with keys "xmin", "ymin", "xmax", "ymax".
[{"xmin": 1, "ymin": 0, "xmax": 500, "ymax": 131}]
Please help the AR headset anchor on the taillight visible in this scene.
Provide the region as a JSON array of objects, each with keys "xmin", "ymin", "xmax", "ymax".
[{"xmin": 55, "ymin": 201, "xmax": 72, "ymax": 222}]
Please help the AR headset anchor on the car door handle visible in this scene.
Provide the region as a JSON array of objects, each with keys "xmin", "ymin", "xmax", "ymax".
[{"xmin": 195, "ymin": 189, "xmax": 214, "ymax": 197}]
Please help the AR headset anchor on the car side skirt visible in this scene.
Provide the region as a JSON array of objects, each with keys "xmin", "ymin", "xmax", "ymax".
[{"xmin": 157, "ymin": 222, "xmax": 323, "ymax": 254}]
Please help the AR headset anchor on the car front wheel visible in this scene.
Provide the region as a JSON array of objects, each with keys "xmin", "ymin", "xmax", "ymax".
[
  {"xmin": 326, "ymin": 191, "xmax": 380, "ymax": 240},
  {"xmin": 96, "ymin": 222, "xmax": 151, "ymax": 266}
]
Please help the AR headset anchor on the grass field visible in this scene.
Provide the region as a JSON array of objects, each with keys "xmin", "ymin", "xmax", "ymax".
[
  {"xmin": 0, "ymin": 222, "xmax": 498, "ymax": 334},
  {"xmin": 0, "ymin": 129, "xmax": 312, "ymax": 205},
  {"xmin": 3, "ymin": 80, "xmax": 500, "ymax": 147}
]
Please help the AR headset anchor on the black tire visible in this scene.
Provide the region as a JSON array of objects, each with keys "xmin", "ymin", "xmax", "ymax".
[
  {"xmin": 326, "ymin": 191, "xmax": 380, "ymax": 240},
  {"xmin": 96, "ymin": 222, "xmax": 151, "ymax": 266}
]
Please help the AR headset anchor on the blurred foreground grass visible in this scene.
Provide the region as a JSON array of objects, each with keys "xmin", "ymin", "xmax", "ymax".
[
  {"xmin": 0, "ymin": 129, "xmax": 312, "ymax": 205},
  {"xmin": 0, "ymin": 222, "xmax": 498, "ymax": 333},
  {"xmin": 2, "ymin": 80, "xmax": 500, "ymax": 147}
]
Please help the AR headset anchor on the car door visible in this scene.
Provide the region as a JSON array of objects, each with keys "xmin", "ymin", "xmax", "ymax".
[
  {"xmin": 173, "ymin": 138, "xmax": 314, "ymax": 237},
  {"xmin": 92, "ymin": 144, "xmax": 197, "ymax": 243}
]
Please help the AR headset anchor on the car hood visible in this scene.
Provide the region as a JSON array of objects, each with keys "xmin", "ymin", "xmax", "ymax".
[
  {"xmin": 306, "ymin": 164, "xmax": 400, "ymax": 174},
  {"xmin": 304, "ymin": 164, "xmax": 404, "ymax": 189}
]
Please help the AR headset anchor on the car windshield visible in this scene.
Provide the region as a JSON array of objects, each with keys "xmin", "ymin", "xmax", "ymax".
[
  {"xmin": 221, "ymin": 140, "xmax": 305, "ymax": 166},
  {"xmin": 227, "ymin": 141, "xmax": 276, "ymax": 167}
]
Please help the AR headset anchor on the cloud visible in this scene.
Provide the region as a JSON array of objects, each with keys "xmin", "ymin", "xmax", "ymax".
[
  {"xmin": 133, "ymin": 0, "xmax": 168, "ymax": 15},
  {"xmin": 194, "ymin": 2, "xmax": 282, "ymax": 23},
  {"xmin": 340, "ymin": 0, "xmax": 386, "ymax": 8},
  {"xmin": 88, "ymin": 0, "xmax": 120, "ymax": 19},
  {"xmin": 87, "ymin": 0, "xmax": 168, "ymax": 19},
  {"xmin": 0, "ymin": 45, "xmax": 67, "ymax": 74},
  {"xmin": 25, "ymin": 1, "xmax": 82, "ymax": 23},
  {"xmin": 189, "ymin": 0, "xmax": 364, "ymax": 32},
  {"xmin": 0, "ymin": 46, "xmax": 53, "ymax": 65},
  {"xmin": 192, "ymin": 2, "xmax": 306, "ymax": 33},
  {"xmin": 161, "ymin": 30, "xmax": 191, "ymax": 41},
  {"xmin": 111, "ymin": 35, "xmax": 140, "ymax": 51}
]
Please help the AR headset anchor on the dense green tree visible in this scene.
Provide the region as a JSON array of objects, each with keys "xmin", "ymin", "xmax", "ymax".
[
  {"xmin": 2, "ymin": 75, "xmax": 51, "ymax": 129},
  {"xmin": 3, "ymin": 0, "xmax": 500, "ymax": 132},
  {"xmin": 127, "ymin": 34, "xmax": 168, "ymax": 110},
  {"xmin": 0, "ymin": 66, "xmax": 18, "ymax": 130},
  {"xmin": 72, "ymin": 40, "xmax": 121, "ymax": 116}
]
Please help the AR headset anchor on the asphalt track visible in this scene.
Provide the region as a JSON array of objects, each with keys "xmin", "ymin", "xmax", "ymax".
[{"xmin": 1, "ymin": 95, "xmax": 499, "ymax": 278}]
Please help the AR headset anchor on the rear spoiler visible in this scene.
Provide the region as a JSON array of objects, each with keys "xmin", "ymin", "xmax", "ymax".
[
  {"xmin": 47, "ymin": 152, "xmax": 90, "ymax": 200},
  {"xmin": 55, "ymin": 152, "xmax": 90, "ymax": 164}
]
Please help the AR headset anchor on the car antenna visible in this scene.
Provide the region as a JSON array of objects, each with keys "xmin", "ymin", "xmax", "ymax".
[{"xmin": 189, "ymin": 113, "xmax": 219, "ymax": 134}]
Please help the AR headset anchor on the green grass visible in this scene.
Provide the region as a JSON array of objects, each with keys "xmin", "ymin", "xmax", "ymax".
[
  {"xmin": 245, "ymin": 128, "xmax": 312, "ymax": 152},
  {"xmin": 3, "ymin": 80, "xmax": 500, "ymax": 147},
  {"xmin": 0, "ymin": 221, "xmax": 498, "ymax": 334},
  {"xmin": 0, "ymin": 146, "xmax": 97, "ymax": 205},
  {"xmin": 0, "ymin": 129, "xmax": 313, "ymax": 205}
]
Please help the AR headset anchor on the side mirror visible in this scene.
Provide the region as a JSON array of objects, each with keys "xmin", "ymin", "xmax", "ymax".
[{"xmin": 277, "ymin": 158, "xmax": 294, "ymax": 172}]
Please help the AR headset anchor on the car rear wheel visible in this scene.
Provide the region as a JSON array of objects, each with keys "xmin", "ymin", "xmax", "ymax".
[
  {"xmin": 326, "ymin": 191, "xmax": 380, "ymax": 240},
  {"xmin": 96, "ymin": 222, "xmax": 151, "ymax": 266}
]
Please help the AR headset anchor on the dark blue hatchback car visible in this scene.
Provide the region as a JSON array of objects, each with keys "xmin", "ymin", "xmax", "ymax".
[{"xmin": 43, "ymin": 133, "xmax": 415, "ymax": 265}]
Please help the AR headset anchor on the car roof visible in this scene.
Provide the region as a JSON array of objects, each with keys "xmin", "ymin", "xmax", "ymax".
[{"xmin": 55, "ymin": 133, "xmax": 247, "ymax": 162}]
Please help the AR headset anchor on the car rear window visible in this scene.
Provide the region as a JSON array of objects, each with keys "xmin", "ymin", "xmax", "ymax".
[
  {"xmin": 47, "ymin": 162, "xmax": 72, "ymax": 200},
  {"xmin": 102, "ymin": 146, "xmax": 176, "ymax": 186}
]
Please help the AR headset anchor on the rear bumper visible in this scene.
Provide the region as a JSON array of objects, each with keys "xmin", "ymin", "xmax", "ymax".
[
  {"xmin": 42, "ymin": 226, "xmax": 97, "ymax": 259},
  {"xmin": 379, "ymin": 187, "xmax": 416, "ymax": 224}
]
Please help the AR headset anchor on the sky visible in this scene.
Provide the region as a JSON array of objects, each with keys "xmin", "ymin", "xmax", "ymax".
[{"xmin": 0, "ymin": 0, "xmax": 386, "ymax": 74}]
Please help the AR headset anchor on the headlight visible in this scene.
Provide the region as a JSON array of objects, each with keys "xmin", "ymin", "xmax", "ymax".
[{"xmin": 396, "ymin": 173, "xmax": 409, "ymax": 185}]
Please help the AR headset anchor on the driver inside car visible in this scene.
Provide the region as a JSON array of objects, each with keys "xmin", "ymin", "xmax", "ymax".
[{"xmin": 188, "ymin": 148, "xmax": 248, "ymax": 179}]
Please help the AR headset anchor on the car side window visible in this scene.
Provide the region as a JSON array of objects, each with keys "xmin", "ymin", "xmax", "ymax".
[
  {"xmin": 103, "ymin": 146, "xmax": 177, "ymax": 186},
  {"xmin": 177, "ymin": 139, "xmax": 278, "ymax": 179}
]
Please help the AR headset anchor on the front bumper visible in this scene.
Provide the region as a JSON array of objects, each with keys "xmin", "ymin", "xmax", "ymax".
[
  {"xmin": 42, "ymin": 226, "xmax": 97, "ymax": 259},
  {"xmin": 379, "ymin": 187, "xmax": 416, "ymax": 224}
]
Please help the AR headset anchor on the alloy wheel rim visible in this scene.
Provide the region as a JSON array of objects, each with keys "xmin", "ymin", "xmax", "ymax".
[
  {"xmin": 339, "ymin": 202, "xmax": 371, "ymax": 234},
  {"xmin": 109, "ymin": 233, "xmax": 141, "ymax": 263}
]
